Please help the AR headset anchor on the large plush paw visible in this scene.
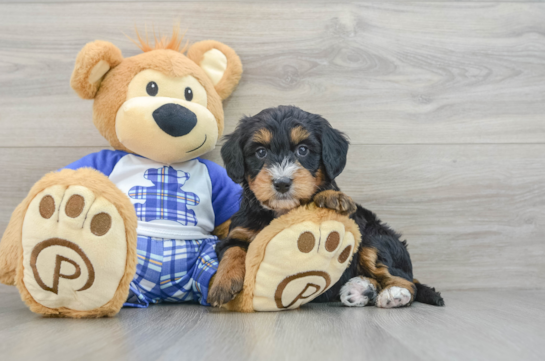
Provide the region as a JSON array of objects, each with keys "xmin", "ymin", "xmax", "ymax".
[
  {"xmin": 376, "ymin": 286, "xmax": 412, "ymax": 308},
  {"xmin": 251, "ymin": 220, "xmax": 356, "ymax": 311},
  {"xmin": 208, "ymin": 248, "xmax": 246, "ymax": 307},
  {"xmin": 340, "ymin": 276, "xmax": 377, "ymax": 307},
  {"xmin": 21, "ymin": 185, "xmax": 128, "ymax": 312},
  {"xmin": 314, "ymin": 190, "xmax": 357, "ymax": 216}
]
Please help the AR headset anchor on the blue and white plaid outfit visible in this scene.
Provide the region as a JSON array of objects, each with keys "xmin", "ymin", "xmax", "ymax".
[
  {"xmin": 63, "ymin": 150, "xmax": 242, "ymax": 308},
  {"xmin": 125, "ymin": 235, "xmax": 219, "ymax": 307},
  {"xmin": 129, "ymin": 166, "xmax": 200, "ymax": 226}
]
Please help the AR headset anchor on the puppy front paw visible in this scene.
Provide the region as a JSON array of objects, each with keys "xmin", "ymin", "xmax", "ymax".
[
  {"xmin": 314, "ymin": 190, "xmax": 357, "ymax": 215},
  {"xmin": 207, "ymin": 247, "xmax": 246, "ymax": 307},
  {"xmin": 208, "ymin": 274, "xmax": 244, "ymax": 307}
]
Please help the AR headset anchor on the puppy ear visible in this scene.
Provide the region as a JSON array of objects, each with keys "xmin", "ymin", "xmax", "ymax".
[
  {"xmin": 321, "ymin": 122, "xmax": 349, "ymax": 180},
  {"xmin": 70, "ymin": 40, "xmax": 123, "ymax": 99},
  {"xmin": 187, "ymin": 40, "xmax": 243, "ymax": 100},
  {"xmin": 221, "ymin": 131, "xmax": 245, "ymax": 183}
]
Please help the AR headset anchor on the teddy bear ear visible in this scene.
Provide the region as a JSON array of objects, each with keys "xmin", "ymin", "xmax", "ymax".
[
  {"xmin": 187, "ymin": 40, "xmax": 243, "ymax": 100},
  {"xmin": 70, "ymin": 40, "xmax": 124, "ymax": 99}
]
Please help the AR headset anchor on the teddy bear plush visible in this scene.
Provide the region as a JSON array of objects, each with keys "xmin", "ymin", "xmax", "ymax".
[{"xmin": 0, "ymin": 30, "xmax": 360, "ymax": 317}]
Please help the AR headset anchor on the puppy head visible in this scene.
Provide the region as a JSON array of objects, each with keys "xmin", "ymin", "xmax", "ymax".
[{"xmin": 222, "ymin": 106, "xmax": 349, "ymax": 211}]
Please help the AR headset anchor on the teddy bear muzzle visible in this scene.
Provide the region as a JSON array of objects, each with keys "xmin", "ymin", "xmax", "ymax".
[
  {"xmin": 152, "ymin": 103, "xmax": 198, "ymax": 137},
  {"xmin": 115, "ymin": 96, "xmax": 219, "ymax": 164}
]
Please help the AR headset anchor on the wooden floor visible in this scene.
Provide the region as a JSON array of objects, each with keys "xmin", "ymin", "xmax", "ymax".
[
  {"xmin": 0, "ymin": 1, "xmax": 544, "ymax": 360},
  {"xmin": 0, "ymin": 284, "xmax": 544, "ymax": 361}
]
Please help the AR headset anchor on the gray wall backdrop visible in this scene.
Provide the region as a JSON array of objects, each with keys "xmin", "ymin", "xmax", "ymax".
[{"xmin": 0, "ymin": 1, "xmax": 544, "ymax": 291}]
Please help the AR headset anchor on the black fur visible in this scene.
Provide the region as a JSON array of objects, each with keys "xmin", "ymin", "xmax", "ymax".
[
  {"xmin": 221, "ymin": 131, "xmax": 245, "ymax": 184},
  {"xmin": 217, "ymin": 105, "xmax": 444, "ymax": 307},
  {"xmin": 415, "ymin": 282, "xmax": 445, "ymax": 306},
  {"xmin": 321, "ymin": 124, "xmax": 349, "ymax": 179}
]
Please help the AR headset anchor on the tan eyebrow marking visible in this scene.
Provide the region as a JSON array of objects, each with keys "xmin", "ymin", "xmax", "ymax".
[
  {"xmin": 253, "ymin": 128, "xmax": 273, "ymax": 144},
  {"xmin": 290, "ymin": 126, "xmax": 310, "ymax": 144}
]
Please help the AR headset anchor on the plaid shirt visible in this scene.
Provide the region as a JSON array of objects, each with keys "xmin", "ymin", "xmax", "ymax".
[
  {"xmin": 129, "ymin": 166, "xmax": 200, "ymax": 226},
  {"xmin": 63, "ymin": 151, "xmax": 242, "ymax": 240}
]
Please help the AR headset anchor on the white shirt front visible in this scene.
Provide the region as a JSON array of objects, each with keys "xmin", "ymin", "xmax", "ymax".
[{"xmin": 109, "ymin": 155, "xmax": 215, "ymax": 240}]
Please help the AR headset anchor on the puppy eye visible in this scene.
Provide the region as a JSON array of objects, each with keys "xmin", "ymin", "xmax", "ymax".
[
  {"xmin": 255, "ymin": 147, "xmax": 268, "ymax": 159},
  {"xmin": 296, "ymin": 145, "xmax": 309, "ymax": 157},
  {"xmin": 146, "ymin": 81, "xmax": 158, "ymax": 96},
  {"xmin": 185, "ymin": 87, "xmax": 193, "ymax": 101}
]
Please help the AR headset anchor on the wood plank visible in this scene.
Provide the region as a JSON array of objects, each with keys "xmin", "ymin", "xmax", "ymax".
[
  {"xmin": 1, "ymin": 144, "xmax": 543, "ymax": 291},
  {"xmin": 373, "ymin": 290, "xmax": 545, "ymax": 361},
  {"xmin": 0, "ymin": 2, "xmax": 544, "ymax": 147},
  {"xmin": 0, "ymin": 285, "xmax": 544, "ymax": 361},
  {"xmin": 1, "ymin": 0, "xmax": 541, "ymax": 3},
  {"xmin": 340, "ymin": 144, "xmax": 545, "ymax": 291}
]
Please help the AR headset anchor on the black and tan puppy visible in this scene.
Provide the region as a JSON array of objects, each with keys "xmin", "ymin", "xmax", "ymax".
[{"xmin": 208, "ymin": 105, "xmax": 444, "ymax": 309}]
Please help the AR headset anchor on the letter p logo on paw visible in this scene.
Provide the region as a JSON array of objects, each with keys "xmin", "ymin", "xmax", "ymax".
[
  {"xmin": 274, "ymin": 271, "xmax": 331, "ymax": 309},
  {"xmin": 30, "ymin": 238, "xmax": 95, "ymax": 295}
]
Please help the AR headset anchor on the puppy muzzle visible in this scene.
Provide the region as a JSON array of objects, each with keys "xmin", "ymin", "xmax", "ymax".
[{"xmin": 267, "ymin": 159, "xmax": 301, "ymax": 200}]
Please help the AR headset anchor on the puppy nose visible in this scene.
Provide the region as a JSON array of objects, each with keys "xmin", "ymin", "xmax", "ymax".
[
  {"xmin": 274, "ymin": 178, "xmax": 292, "ymax": 194},
  {"xmin": 152, "ymin": 103, "xmax": 197, "ymax": 137}
]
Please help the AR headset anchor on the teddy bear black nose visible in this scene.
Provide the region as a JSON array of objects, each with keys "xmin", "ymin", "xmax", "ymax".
[{"xmin": 152, "ymin": 103, "xmax": 198, "ymax": 137}]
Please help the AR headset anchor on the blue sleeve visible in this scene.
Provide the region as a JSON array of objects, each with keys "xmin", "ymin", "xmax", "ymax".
[
  {"xmin": 62, "ymin": 150, "xmax": 129, "ymax": 177},
  {"xmin": 198, "ymin": 158, "xmax": 242, "ymax": 227}
]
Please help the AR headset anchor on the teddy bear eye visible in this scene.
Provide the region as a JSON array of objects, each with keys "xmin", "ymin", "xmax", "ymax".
[
  {"xmin": 146, "ymin": 81, "xmax": 158, "ymax": 96},
  {"xmin": 184, "ymin": 87, "xmax": 193, "ymax": 101}
]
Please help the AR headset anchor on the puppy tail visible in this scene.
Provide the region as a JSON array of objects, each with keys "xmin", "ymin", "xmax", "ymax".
[{"xmin": 413, "ymin": 279, "xmax": 445, "ymax": 306}]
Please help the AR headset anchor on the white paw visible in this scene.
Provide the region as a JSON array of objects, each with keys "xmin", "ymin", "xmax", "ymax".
[
  {"xmin": 340, "ymin": 276, "xmax": 377, "ymax": 307},
  {"xmin": 252, "ymin": 220, "xmax": 356, "ymax": 311},
  {"xmin": 21, "ymin": 185, "xmax": 127, "ymax": 311},
  {"xmin": 376, "ymin": 286, "xmax": 412, "ymax": 308}
]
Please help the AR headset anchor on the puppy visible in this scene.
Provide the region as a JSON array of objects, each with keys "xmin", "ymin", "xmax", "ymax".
[{"xmin": 208, "ymin": 105, "xmax": 444, "ymax": 308}]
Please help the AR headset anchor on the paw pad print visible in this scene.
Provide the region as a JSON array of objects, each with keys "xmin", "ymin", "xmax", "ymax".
[
  {"xmin": 21, "ymin": 185, "xmax": 127, "ymax": 311},
  {"xmin": 252, "ymin": 220, "xmax": 356, "ymax": 311},
  {"xmin": 129, "ymin": 166, "xmax": 200, "ymax": 226}
]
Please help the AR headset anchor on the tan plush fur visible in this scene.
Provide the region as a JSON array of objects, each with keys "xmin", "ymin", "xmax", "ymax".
[
  {"xmin": 12, "ymin": 169, "xmax": 138, "ymax": 318},
  {"xmin": 0, "ymin": 200, "xmax": 28, "ymax": 285},
  {"xmin": 92, "ymin": 49, "xmax": 226, "ymax": 150},
  {"xmin": 224, "ymin": 204, "xmax": 361, "ymax": 312},
  {"xmin": 71, "ymin": 41, "xmax": 124, "ymax": 99},
  {"xmin": 130, "ymin": 26, "xmax": 188, "ymax": 53},
  {"xmin": 187, "ymin": 40, "xmax": 243, "ymax": 100},
  {"xmin": 71, "ymin": 34, "xmax": 242, "ymax": 152}
]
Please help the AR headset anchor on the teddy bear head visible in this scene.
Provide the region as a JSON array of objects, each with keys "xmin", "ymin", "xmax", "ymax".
[{"xmin": 70, "ymin": 30, "xmax": 242, "ymax": 164}]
